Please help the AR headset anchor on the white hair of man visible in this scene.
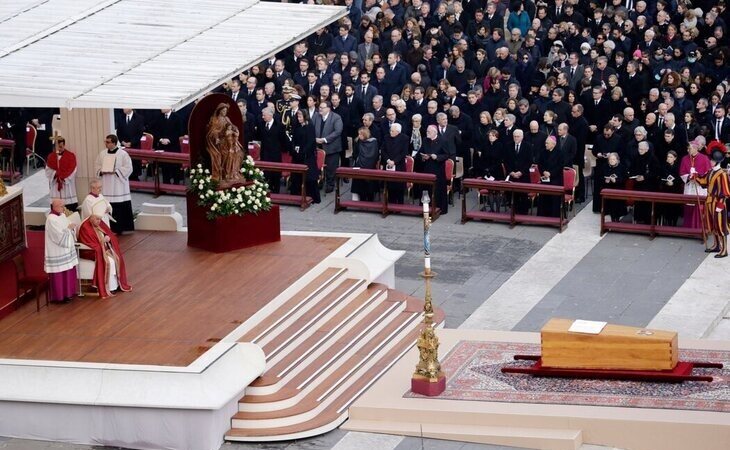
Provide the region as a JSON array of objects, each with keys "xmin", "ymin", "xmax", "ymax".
[
  {"xmin": 391, "ymin": 123, "xmax": 402, "ymax": 133},
  {"xmin": 412, "ymin": 114, "xmax": 422, "ymax": 122}
]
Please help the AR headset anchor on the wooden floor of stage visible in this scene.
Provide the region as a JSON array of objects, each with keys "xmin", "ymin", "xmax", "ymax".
[{"xmin": 0, "ymin": 232, "xmax": 347, "ymax": 366}]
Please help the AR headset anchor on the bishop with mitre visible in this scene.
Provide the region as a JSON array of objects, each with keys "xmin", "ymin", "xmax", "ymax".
[{"xmin": 78, "ymin": 201, "xmax": 132, "ymax": 299}]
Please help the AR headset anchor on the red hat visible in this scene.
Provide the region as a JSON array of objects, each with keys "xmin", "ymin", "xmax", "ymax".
[{"xmin": 706, "ymin": 140, "xmax": 726, "ymax": 156}]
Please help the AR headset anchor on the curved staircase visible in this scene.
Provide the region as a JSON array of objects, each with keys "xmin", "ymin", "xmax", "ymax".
[{"xmin": 225, "ymin": 265, "xmax": 444, "ymax": 442}]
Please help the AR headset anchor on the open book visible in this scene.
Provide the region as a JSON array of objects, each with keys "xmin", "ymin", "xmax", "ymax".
[{"xmin": 101, "ymin": 153, "xmax": 117, "ymax": 173}]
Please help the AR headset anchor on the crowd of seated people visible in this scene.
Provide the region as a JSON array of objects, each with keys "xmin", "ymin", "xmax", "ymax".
[{"xmin": 3, "ymin": 0, "xmax": 730, "ymax": 222}]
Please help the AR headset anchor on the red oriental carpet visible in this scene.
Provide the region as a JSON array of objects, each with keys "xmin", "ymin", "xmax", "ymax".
[{"xmin": 403, "ymin": 341, "xmax": 730, "ymax": 413}]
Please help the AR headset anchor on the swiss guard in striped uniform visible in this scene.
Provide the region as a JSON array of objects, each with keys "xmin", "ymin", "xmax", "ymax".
[{"xmin": 699, "ymin": 146, "xmax": 730, "ymax": 258}]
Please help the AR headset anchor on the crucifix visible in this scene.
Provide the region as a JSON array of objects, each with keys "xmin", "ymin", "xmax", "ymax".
[{"xmin": 49, "ymin": 130, "xmax": 63, "ymax": 152}]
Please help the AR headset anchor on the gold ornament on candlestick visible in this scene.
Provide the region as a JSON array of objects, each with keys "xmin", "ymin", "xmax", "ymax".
[
  {"xmin": 0, "ymin": 178, "xmax": 7, "ymax": 197},
  {"xmin": 411, "ymin": 190, "xmax": 446, "ymax": 396}
]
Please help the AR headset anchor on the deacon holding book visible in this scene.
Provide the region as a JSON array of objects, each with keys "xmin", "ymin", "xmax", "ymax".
[
  {"xmin": 44, "ymin": 198, "xmax": 79, "ymax": 304},
  {"xmin": 95, "ymin": 134, "xmax": 134, "ymax": 234},
  {"xmin": 45, "ymin": 136, "xmax": 78, "ymax": 211},
  {"xmin": 81, "ymin": 178, "xmax": 113, "ymax": 227},
  {"xmin": 78, "ymin": 202, "xmax": 132, "ymax": 299}
]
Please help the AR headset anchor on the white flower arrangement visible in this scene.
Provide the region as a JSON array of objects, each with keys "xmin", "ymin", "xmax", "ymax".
[{"xmin": 189, "ymin": 160, "xmax": 272, "ymax": 220}]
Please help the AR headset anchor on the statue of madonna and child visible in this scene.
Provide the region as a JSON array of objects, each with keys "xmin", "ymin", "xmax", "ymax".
[{"xmin": 206, "ymin": 102, "xmax": 245, "ymax": 188}]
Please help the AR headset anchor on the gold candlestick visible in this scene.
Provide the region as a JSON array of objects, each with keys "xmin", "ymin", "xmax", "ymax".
[{"xmin": 411, "ymin": 190, "xmax": 446, "ymax": 396}]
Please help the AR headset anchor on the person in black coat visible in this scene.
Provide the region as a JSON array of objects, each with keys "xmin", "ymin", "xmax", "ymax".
[
  {"xmin": 381, "ymin": 123, "xmax": 409, "ymax": 204},
  {"xmin": 504, "ymin": 129, "xmax": 533, "ymax": 214},
  {"xmin": 475, "ymin": 129, "xmax": 504, "ymax": 180},
  {"xmin": 435, "ymin": 113, "xmax": 461, "ymax": 160},
  {"xmin": 556, "ymin": 124, "xmax": 578, "ymax": 168},
  {"xmin": 657, "ymin": 150, "xmax": 683, "ymax": 226},
  {"xmin": 151, "ymin": 109, "xmax": 184, "ymax": 184},
  {"xmin": 584, "ymin": 87, "xmax": 613, "ymax": 136},
  {"xmin": 236, "ymin": 100, "xmax": 256, "ymax": 150},
  {"xmin": 591, "ymin": 125, "xmax": 621, "ymax": 212},
  {"xmin": 449, "ymin": 106, "xmax": 473, "ymax": 174},
  {"xmin": 569, "ymin": 104, "xmax": 590, "ymax": 202},
  {"xmin": 420, "ymin": 125, "xmax": 450, "ymax": 214},
  {"xmin": 289, "ymin": 110, "xmax": 320, "ymax": 204},
  {"xmin": 116, "ymin": 109, "xmax": 146, "ymax": 180},
  {"xmin": 537, "ymin": 136, "xmax": 565, "ymax": 218},
  {"xmin": 257, "ymin": 107, "xmax": 288, "ymax": 193},
  {"xmin": 627, "ymin": 141, "xmax": 660, "ymax": 224},
  {"xmin": 603, "ymin": 152, "xmax": 627, "ymax": 222},
  {"xmin": 351, "ymin": 127, "xmax": 380, "ymax": 202}
]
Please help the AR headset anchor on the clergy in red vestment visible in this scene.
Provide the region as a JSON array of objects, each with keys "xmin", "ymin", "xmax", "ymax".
[
  {"xmin": 679, "ymin": 140, "xmax": 712, "ymax": 229},
  {"xmin": 78, "ymin": 213, "xmax": 131, "ymax": 299},
  {"xmin": 45, "ymin": 137, "xmax": 78, "ymax": 211}
]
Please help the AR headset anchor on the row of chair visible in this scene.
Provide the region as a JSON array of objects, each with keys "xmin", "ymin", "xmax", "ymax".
[{"xmin": 476, "ymin": 164, "xmax": 578, "ymax": 218}]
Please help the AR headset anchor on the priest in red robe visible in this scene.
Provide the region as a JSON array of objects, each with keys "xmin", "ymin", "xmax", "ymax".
[
  {"xmin": 45, "ymin": 137, "xmax": 78, "ymax": 211},
  {"xmin": 78, "ymin": 212, "xmax": 131, "ymax": 299}
]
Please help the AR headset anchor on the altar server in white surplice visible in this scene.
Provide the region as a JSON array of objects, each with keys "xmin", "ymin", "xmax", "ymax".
[
  {"xmin": 81, "ymin": 178, "xmax": 113, "ymax": 227},
  {"xmin": 44, "ymin": 198, "xmax": 79, "ymax": 303},
  {"xmin": 95, "ymin": 134, "xmax": 134, "ymax": 234}
]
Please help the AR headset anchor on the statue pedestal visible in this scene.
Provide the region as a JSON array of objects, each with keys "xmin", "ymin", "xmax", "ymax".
[
  {"xmin": 411, "ymin": 373, "xmax": 446, "ymax": 397},
  {"xmin": 186, "ymin": 192, "xmax": 281, "ymax": 253}
]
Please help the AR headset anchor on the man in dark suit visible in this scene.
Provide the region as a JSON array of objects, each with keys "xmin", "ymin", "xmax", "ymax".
[
  {"xmin": 273, "ymin": 60, "xmax": 291, "ymax": 86},
  {"xmin": 257, "ymin": 107, "xmax": 288, "ymax": 193},
  {"xmin": 293, "ymin": 59, "xmax": 311, "ymax": 87},
  {"xmin": 621, "ymin": 61, "xmax": 644, "ymax": 108},
  {"xmin": 248, "ymin": 88, "xmax": 268, "ymax": 120},
  {"xmin": 408, "ymin": 86, "xmax": 428, "ymax": 117},
  {"xmin": 304, "ymin": 72, "xmax": 321, "ymax": 97},
  {"xmin": 570, "ymin": 104, "xmax": 590, "ymax": 202},
  {"xmin": 557, "ymin": 123, "xmax": 578, "ymax": 169},
  {"xmin": 547, "ymin": 89, "xmax": 571, "ymax": 125},
  {"xmin": 355, "ymin": 72, "xmax": 377, "ymax": 112},
  {"xmin": 435, "ymin": 112, "xmax": 461, "ymax": 160},
  {"xmin": 151, "ymin": 109, "xmax": 184, "ymax": 184},
  {"xmin": 504, "ymin": 129, "xmax": 533, "ymax": 213},
  {"xmin": 711, "ymin": 106, "xmax": 730, "ymax": 142},
  {"xmin": 380, "ymin": 28, "xmax": 408, "ymax": 59},
  {"xmin": 343, "ymin": 85, "xmax": 363, "ymax": 127},
  {"xmin": 312, "ymin": 101, "xmax": 343, "ymax": 193},
  {"xmin": 380, "ymin": 53, "xmax": 408, "ymax": 104},
  {"xmin": 229, "ymin": 79, "xmax": 245, "ymax": 103},
  {"xmin": 330, "ymin": 73, "xmax": 345, "ymax": 98},
  {"xmin": 331, "ymin": 93, "xmax": 353, "ymax": 171},
  {"xmin": 562, "ymin": 53, "xmax": 584, "ymax": 92},
  {"xmin": 332, "ymin": 24, "xmax": 357, "ymax": 55},
  {"xmin": 584, "ymin": 86, "xmax": 612, "ymax": 136},
  {"xmin": 116, "ymin": 108, "xmax": 146, "ymax": 180}
]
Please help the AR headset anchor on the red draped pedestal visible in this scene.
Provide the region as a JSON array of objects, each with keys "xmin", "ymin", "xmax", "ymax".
[{"xmin": 186, "ymin": 192, "xmax": 281, "ymax": 253}]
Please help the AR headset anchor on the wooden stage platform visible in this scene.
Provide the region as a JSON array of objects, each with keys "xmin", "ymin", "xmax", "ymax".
[{"xmin": 0, "ymin": 231, "xmax": 346, "ymax": 366}]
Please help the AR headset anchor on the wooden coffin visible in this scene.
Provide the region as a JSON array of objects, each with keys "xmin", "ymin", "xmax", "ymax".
[{"xmin": 540, "ymin": 318, "xmax": 678, "ymax": 371}]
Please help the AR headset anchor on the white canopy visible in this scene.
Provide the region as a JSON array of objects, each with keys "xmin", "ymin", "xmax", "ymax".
[{"xmin": 0, "ymin": 0, "xmax": 346, "ymax": 110}]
